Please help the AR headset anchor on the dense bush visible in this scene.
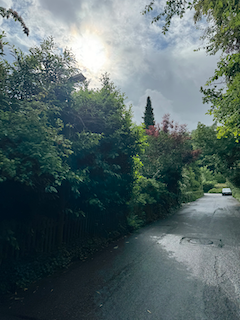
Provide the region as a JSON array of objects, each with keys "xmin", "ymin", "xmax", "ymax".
[
  {"xmin": 215, "ymin": 173, "xmax": 226, "ymax": 183},
  {"xmin": 208, "ymin": 188, "xmax": 222, "ymax": 193},
  {"xmin": 181, "ymin": 190, "xmax": 204, "ymax": 203},
  {"xmin": 126, "ymin": 115, "xmax": 202, "ymax": 229},
  {"xmin": 203, "ymin": 181, "xmax": 216, "ymax": 193},
  {"xmin": 226, "ymin": 181, "xmax": 240, "ymax": 201}
]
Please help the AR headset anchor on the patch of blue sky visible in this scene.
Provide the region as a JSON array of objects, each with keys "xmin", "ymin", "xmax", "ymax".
[
  {"xmin": 149, "ymin": 33, "xmax": 170, "ymax": 51},
  {"xmin": 1, "ymin": 19, "xmax": 28, "ymax": 48},
  {"xmin": 12, "ymin": 0, "xmax": 34, "ymax": 15},
  {"xmin": 144, "ymin": 6, "xmax": 164, "ymax": 22},
  {"xmin": 155, "ymin": 38, "xmax": 169, "ymax": 50}
]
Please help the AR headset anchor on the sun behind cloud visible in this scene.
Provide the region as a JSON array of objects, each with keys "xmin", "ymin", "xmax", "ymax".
[{"xmin": 70, "ymin": 27, "xmax": 107, "ymax": 74}]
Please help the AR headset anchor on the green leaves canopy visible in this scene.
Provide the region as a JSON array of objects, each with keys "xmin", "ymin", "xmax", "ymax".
[{"xmin": 0, "ymin": 39, "xmax": 146, "ymax": 222}]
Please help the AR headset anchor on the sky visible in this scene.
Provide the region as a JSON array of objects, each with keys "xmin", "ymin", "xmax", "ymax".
[{"xmin": 0, "ymin": 0, "xmax": 220, "ymax": 131}]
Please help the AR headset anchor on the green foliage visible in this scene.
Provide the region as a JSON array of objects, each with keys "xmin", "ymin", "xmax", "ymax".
[
  {"xmin": 203, "ymin": 181, "xmax": 216, "ymax": 193},
  {"xmin": 181, "ymin": 165, "xmax": 202, "ymax": 191},
  {"xmin": 215, "ymin": 183, "xmax": 227, "ymax": 188},
  {"xmin": 2, "ymin": 37, "xmax": 78, "ymax": 103},
  {"xmin": 127, "ymin": 213, "xmax": 145, "ymax": 230},
  {"xmin": 143, "ymin": 115, "xmax": 197, "ymax": 194},
  {"xmin": 129, "ymin": 176, "xmax": 168, "ymax": 207},
  {"xmin": 126, "ymin": 115, "xmax": 201, "ymax": 230},
  {"xmin": 192, "ymin": 123, "xmax": 225, "ymax": 172},
  {"xmin": 144, "ymin": 0, "xmax": 240, "ymax": 143},
  {"xmin": 227, "ymin": 180, "xmax": 240, "ymax": 201},
  {"xmin": 0, "ymin": 35, "xmax": 203, "ymax": 292},
  {"xmin": 68, "ymin": 74, "xmax": 144, "ymax": 215},
  {"xmin": 192, "ymin": 122, "xmax": 240, "ymax": 189},
  {"xmin": 202, "ymin": 53, "xmax": 240, "ymax": 138},
  {"xmin": 143, "ymin": 96, "xmax": 155, "ymax": 129},
  {"xmin": 200, "ymin": 166, "xmax": 216, "ymax": 183},
  {"xmin": 126, "ymin": 175, "xmax": 172, "ymax": 230},
  {"xmin": 181, "ymin": 190, "xmax": 204, "ymax": 202},
  {"xmin": 180, "ymin": 164, "xmax": 203, "ymax": 202},
  {"xmin": 0, "ymin": 101, "xmax": 72, "ymax": 187},
  {"xmin": 215, "ymin": 173, "xmax": 226, "ymax": 183},
  {"xmin": 0, "ymin": 40, "xmax": 148, "ymax": 265},
  {"xmin": 208, "ymin": 187, "xmax": 222, "ymax": 193}
]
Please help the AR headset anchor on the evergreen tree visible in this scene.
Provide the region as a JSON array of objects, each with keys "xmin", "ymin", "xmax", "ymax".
[{"xmin": 143, "ymin": 96, "xmax": 155, "ymax": 129}]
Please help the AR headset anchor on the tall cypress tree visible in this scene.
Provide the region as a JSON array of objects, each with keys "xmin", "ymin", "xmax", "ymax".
[{"xmin": 143, "ymin": 96, "xmax": 155, "ymax": 129}]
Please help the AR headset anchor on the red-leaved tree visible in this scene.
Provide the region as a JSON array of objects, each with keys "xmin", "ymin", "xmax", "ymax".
[{"xmin": 143, "ymin": 114, "xmax": 200, "ymax": 194}]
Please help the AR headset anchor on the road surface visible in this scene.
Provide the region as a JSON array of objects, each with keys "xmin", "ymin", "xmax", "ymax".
[{"xmin": 1, "ymin": 194, "xmax": 240, "ymax": 319}]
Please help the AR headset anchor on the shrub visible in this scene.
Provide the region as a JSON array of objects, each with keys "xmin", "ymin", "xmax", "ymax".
[
  {"xmin": 181, "ymin": 190, "xmax": 204, "ymax": 203},
  {"xmin": 203, "ymin": 181, "xmax": 216, "ymax": 193},
  {"xmin": 226, "ymin": 181, "xmax": 240, "ymax": 201},
  {"xmin": 208, "ymin": 188, "xmax": 222, "ymax": 193}
]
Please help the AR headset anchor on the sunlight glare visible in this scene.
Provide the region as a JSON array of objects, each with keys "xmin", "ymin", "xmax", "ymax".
[{"xmin": 70, "ymin": 29, "xmax": 107, "ymax": 73}]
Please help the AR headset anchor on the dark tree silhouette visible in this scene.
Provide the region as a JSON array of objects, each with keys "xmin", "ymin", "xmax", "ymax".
[{"xmin": 143, "ymin": 96, "xmax": 155, "ymax": 129}]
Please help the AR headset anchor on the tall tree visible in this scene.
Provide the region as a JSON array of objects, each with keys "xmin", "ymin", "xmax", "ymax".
[{"xmin": 143, "ymin": 96, "xmax": 155, "ymax": 129}]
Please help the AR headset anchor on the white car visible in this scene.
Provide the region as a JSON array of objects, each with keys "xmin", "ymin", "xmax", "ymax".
[{"xmin": 222, "ymin": 188, "xmax": 232, "ymax": 196}]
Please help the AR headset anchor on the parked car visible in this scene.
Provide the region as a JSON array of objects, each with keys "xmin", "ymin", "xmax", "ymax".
[{"xmin": 222, "ymin": 188, "xmax": 232, "ymax": 196}]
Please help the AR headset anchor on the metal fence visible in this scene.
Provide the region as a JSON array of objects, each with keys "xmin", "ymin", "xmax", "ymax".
[{"xmin": 0, "ymin": 211, "xmax": 119, "ymax": 263}]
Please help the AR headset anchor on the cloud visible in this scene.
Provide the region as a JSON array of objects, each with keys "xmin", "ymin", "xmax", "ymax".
[
  {"xmin": 129, "ymin": 88, "xmax": 177, "ymax": 125},
  {"xmin": 0, "ymin": 0, "xmax": 13, "ymax": 7},
  {"xmin": 1, "ymin": 0, "xmax": 218, "ymax": 130},
  {"xmin": 39, "ymin": 0, "xmax": 83, "ymax": 24}
]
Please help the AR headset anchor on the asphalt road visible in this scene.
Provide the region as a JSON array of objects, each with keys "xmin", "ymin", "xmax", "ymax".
[{"xmin": 1, "ymin": 194, "xmax": 240, "ymax": 320}]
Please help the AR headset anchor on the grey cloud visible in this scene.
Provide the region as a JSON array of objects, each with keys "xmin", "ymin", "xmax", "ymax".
[
  {"xmin": 39, "ymin": 0, "xmax": 83, "ymax": 23},
  {"xmin": 117, "ymin": 42, "xmax": 218, "ymax": 130},
  {"xmin": 38, "ymin": 0, "xmax": 115, "ymax": 27},
  {"xmin": 0, "ymin": 0, "xmax": 13, "ymax": 7},
  {"xmin": 2, "ymin": 0, "xmax": 218, "ymax": 131}
]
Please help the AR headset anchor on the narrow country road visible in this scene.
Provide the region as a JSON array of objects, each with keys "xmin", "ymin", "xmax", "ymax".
[{"xmin": 1, "ymin": 194, "xmax": 240, "ymax": 320}]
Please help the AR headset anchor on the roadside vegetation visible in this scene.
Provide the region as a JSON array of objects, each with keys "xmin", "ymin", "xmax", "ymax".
[
  {"xmin": 0, "ymin": 11, "xmax": 204, "ymax": 293},
  {"xmin": 1, "ymin": 0, "xmax": 240, "ymax": 293},
  {"xmin": 143, "ymin": 1, "xmax": 240, "ymax": 191}
]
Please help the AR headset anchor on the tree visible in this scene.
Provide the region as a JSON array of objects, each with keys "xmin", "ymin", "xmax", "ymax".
[
  {"xmin": 0, "ymin": 38, "xmax": 81, "ymax": 191},
  {"xmin": 0, "ymin": 41, "xmax": 146, "ymax": 230},
  {"xmin": 201, "ymin": 53, "xmax": 240, "ymax": 138},
  {"xmin": 0, "ymin": 38, "xmax": 89, "ymax": 228},
  {"xmin": 192, "ymin": 122, "xmax": 240, "ymax": 186},
  {"xmin": 142, "ymin": 114, "xmax": 199, "ymax": 195},
  {"xmin": 69, "ymin": 74, "xmax": 145, "ymax": 220},
  {"xmin": 143, "ymin": 96, "xmax": 155, "ymax": 129},
  {"xmin": 1, "ymin": 37, "xmax": 79, "ymax": 104}
]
